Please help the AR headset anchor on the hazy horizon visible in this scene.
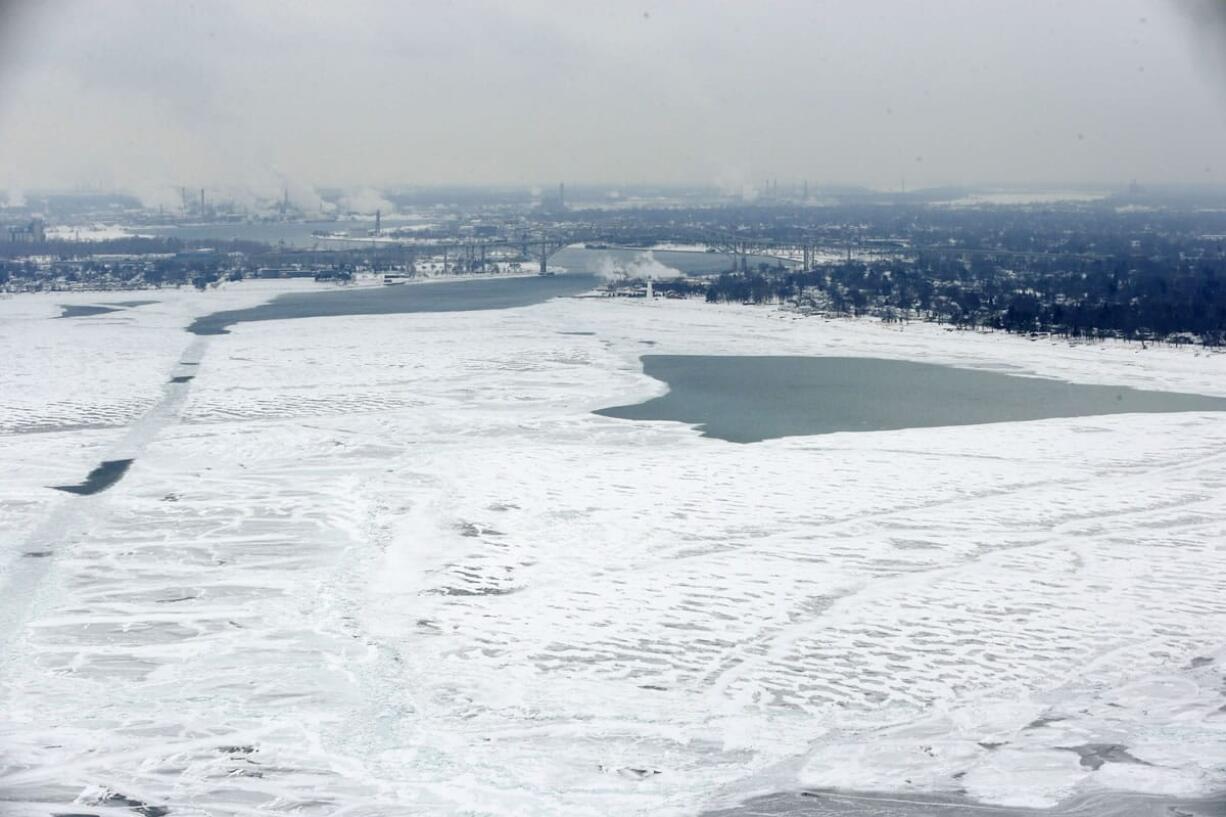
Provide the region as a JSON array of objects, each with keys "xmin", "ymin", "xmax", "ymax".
[{"xmin": 2, "ymin": 0, "xmax": 1226, "ymax": 207}]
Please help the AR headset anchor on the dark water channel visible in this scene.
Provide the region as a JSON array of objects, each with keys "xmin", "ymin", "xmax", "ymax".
[
  {"xmin": 188, "ymin": 273, "xmax": 598, "ymax": 334},
  {"xmin": 596, "ymin": 355, "xmax": 1226, "ymax": 442}
]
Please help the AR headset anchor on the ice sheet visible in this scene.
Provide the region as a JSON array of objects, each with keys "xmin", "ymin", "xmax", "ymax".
[{"xmin": 2, "ymin": 288, "xmax": 1225, "ymax": 815}]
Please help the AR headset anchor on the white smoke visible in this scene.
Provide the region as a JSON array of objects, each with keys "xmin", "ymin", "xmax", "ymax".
[
  {"xmin": 2, "ymin": 188, "xmax": 26, "ymax": 208},
  {"xmin": 282, "ymin": 179, "xmax": 333, "ymax": 214},
  {"xmin": 125, "ymin": 176, "xmax": 335, "ymax": 217},
  {"xmin": 338, "ymin": 186, "xmax": 394, "ymax": 215},
  {"xmin": 224, "ymin": 172, "xmax": 332, "ymax": 215},
  {"xmin": 595, "ymin": 251, "xmax": 683, "ymax": 282},
  {"xmin": 130, "ymin": 184, "xmax": 183, "ymax": 212}
]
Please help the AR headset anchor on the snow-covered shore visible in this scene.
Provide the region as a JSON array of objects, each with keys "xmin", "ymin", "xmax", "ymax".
[{"xmin": 1, "ymin": 283, "xmax": 1224, "ymax": 816}]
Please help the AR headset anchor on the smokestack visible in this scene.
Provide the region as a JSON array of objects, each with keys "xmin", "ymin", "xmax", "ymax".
[
  {"xmin": 200, "ymin": 188, "xmax": 205, "ymax": 215},
  {"xmin": 559, "ymin": 182, "xmax": 565, "ymax": 209},
  {"xmin": 375, "ymin": 209, "xmax": 381, "ymax": 236}
]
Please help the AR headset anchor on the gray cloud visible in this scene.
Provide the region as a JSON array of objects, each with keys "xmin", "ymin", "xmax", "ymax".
[{"xmin": 0, "ymin": 0, "xmax": 1224, "ymax": 197}]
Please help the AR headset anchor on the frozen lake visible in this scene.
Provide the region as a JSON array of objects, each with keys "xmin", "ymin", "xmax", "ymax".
[
  {"xmin": 3, "ymin": 287, "xmax": 1226, "ymax": 817},
  {"xmin": 596, "ymin": 355, "xmax": 1226, "ymax": 442}
]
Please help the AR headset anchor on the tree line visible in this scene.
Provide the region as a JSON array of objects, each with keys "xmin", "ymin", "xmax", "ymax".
[{"xmin": 656, "ymin": 254, "xmax": 1226, "ymax": 346}]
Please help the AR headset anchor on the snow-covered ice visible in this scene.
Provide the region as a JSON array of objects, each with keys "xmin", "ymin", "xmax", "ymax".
[
  {"xmin": 2, "ymin": 282, "xmax": 1225, "ymax": 816},
  {"xmin": 44, "ymin": 225, "xmax": 152, "ymax": 242}
]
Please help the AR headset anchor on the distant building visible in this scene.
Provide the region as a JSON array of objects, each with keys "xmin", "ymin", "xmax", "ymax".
[
  {"xmin": 7, "ymin": 217, "xmax": 45, "ymax": 243},
  {"xmin": 536, "ymin": 182, "xmax": 568, "ymax": 214}
]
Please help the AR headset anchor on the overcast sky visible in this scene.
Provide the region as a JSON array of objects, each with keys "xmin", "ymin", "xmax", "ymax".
[{"xmin": 1, "ymin": 0, "xmax": 1225, "ymax": 203}]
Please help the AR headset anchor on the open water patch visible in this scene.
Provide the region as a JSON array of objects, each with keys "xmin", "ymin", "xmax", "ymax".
[
  {"xmin": 51, "ymin": 459, "xmax": 134, "ymax": 495},
  {"xmin": 57, "ymin": 300, "xmax": 156, "ymax": 319},
  {"xmin": 596, "ymin": 355, "xmax": 1226, "ymax": 443},
  {"xmin": 57, "ymin": 305, "xmax": 122, "ymax": 318},
  {"xmin": 188, "ymin": 273, "xmax": 598, "ymax": 334}
]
